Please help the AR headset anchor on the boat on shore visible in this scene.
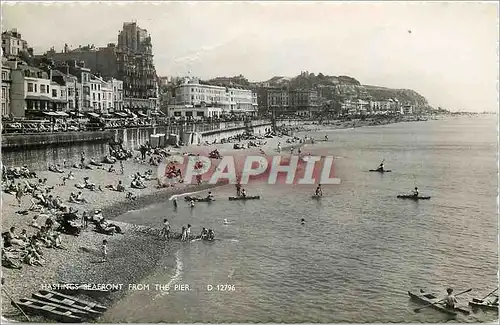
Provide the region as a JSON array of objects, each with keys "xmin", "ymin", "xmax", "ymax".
[
  {"xmin": 229, "ymin": 196, "xmax": 260, "ymax": 201},
  {"xmin": 397, "ymin": 195, "xmax": 431, "ymax": 200},
  {"xmin": 369, "ymin": 169, "xmax": 392, "ymax": 173},
  {"xmin": 408, "ymin": 290, "xmax": 470, "ymax": 317}
]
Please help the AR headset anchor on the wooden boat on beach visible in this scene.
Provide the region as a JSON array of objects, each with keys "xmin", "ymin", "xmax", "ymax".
[
  {"xmin": 408, "ymin": 290, "xmax": 470, "ymax": 317},
  {"xmin": 469, "ymin": 296, "xmax": 499, "ymax": 312},
  {"xmin": 14, "ymin": 298, "xmax": 82, "ymax": 323},
  {"xmin": 229, "ymin": 196, "xmax": 260, "ymax": 201},
  {"xmin": 35, "ymin": 290, "xmax": 107, "ymax": 314}
]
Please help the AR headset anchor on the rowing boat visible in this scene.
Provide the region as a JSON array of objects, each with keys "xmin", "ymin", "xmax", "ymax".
[
  {"xmin": 469, "ymin": 297, "xmax": 499, "ymax": 312},
  {"xmin": 397, "ymin": 195, "xmax": 431, "ymax": 200},
  {"xmin": 229, "ymin": 196, "xmax": 260, "ymax": 201},
  {"xmin": 408, "ymin": 290, "xmax": 470, "ymax": 316},
  {"xmin": 184, "ymin": 196, "xmax": 214, "ymax": 202},
  {"xmin": 311, "ymin": 195, "xmax": 322, "ymax": 199},
  {"xmin": 369, "ymin": 169, "xmax": 392, "ymax": 173}
]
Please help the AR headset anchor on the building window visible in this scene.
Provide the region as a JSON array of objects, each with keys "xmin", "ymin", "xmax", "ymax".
[
  {"xmin": 92, "ymin": 93, "xmax": 95, "ymax": 101},
  {"xmin": 52, "ymin": 89, "xmax": 57, "ymax": 97},
  {"xmin": 68, "ymin": 88, "xmax": 74, "ymax": 96},
  {"xmin": 34, "ymin": 84, "xmax": 37, "ymax": 92},
  {"xmin": 1, "ymin": 87, "xmax": 6, "ymax": 99},
  {"xmin": 1, "ymin": 102, "xmax": 6, "ymax": 115},
  {"xmin": 98, "ymin": 85, "xmax": 101, "ymax": 91},
  {"xmin": 1, "ymin": 71, "xmax": 6, "ymax": 80},
  {"xmin": 61, "ymin": 90, "xmax": 64, "ymax": 97},
  {"xmin": 98, "ymin": 93, "xmax": 101, "ymax": 101}
]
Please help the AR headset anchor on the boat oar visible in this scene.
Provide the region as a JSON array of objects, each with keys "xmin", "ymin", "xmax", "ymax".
[
  {"xmin": 414, "ymin": 288, "xmax": 472, "ymax": 312},
  {"xmin": 480, "ymin": 287, "xmax": 498, "ymax": 300},
  {"xmin": 2, "ymin": 287, "xmax": 31, "ymax": 322}
]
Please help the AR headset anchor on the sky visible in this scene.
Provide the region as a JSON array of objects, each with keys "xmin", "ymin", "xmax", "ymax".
[{"xmin": 1, "ymin": 1, "xmax": 498, "ymax": 112}]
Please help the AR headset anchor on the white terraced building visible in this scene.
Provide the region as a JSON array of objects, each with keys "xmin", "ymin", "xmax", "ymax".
[{"xmin": 170, "ymin": 77, "xmax": 257, "ymax": 119}]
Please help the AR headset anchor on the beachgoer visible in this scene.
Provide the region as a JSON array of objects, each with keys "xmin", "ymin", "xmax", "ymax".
[
  {"xmin": 161, "ymin": 219, "xmax": 170, "ymax": 239},
  {"xmin": 241, "ymin": 189, "xmax": 247, "ymax": 198},
  {"xmin": 207, "ymin": 192, "xmax": 214, "ymax": 201},
  {"xmin": 445, "ymin": 288, "xmax": 458, "ymax": 309},
  {"xmin": 181, "ymin": 226, "xmax": 187, "ymax": 241},
  {"xmin": 102, "ymin": 239, "xmax": 108, "ymax": 262},
  {"xmin": 173, "ymin": 197, "xmax": 178, "ymax": 208},
  {"xmin": 412, "ymin": 187, "xmax": 419, "ymax": 197},
  {"xmin": 301, "ymin": 218, "xmax": 305, "ymax": 225},
  {"xmin": 315, "ymin": 184, "xmax": 323, "ymax": 197},
  {"xmin": 223, "ymin": 218, "xmax": 229, "ymax": 225},
  {"xmin": 186, "ymin": 224, "xmax": 191, "ymax": 239},
  {"xmin": 120, "ymin": 161, "xmax": 124, "ymax": 174},
  {"xmin": 377, "ymin": 162, "xmax": 384, "ymax": 172},
  {"xmin": 200, "ymin": 227, "xmax": 208, "ymax": 239},
  {"xmin": 190, "ymin": 200, "xmax": 195, "ymax": 208}
]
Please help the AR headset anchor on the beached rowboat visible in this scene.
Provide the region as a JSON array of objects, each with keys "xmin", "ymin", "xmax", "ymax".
[
  {"xmin": 469, "ymin": 297, "xmax": 499, "ymax": 312},
  {"xmin": 228, "ymin": 196, "xmax": 260, "ymax": 201},
  {"xmin": 397, "ymin": 195, "xmax": 431, "ymax": 200},
  {"xmin": 408, "ymin": 290, "xmax": 470, "ymax": 317},
  {"xmin": 14, "ymin": 298, "xmax": 82, "ymax": 323},
  {"xmin": 35, "ymin": 290, "xmax": 106, "ymax": 314}
]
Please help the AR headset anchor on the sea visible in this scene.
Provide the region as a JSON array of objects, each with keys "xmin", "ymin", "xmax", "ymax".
[{"xmin": 102, "ymin": 115, "xmax": 498, "ymax": 323}]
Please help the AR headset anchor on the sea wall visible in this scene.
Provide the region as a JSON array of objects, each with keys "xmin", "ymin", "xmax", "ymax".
[{"xmin": 1, "ymin": 131, "xmax": 113, "ymax": 170}]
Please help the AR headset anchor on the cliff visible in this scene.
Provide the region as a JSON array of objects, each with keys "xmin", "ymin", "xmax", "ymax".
[{"xmin": 258, "ymin": 72, "xmax": 431, "ymax": 106}]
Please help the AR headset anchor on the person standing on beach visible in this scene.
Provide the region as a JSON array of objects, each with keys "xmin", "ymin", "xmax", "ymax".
[
  {"xmin": 161, "ymin": 219, "xmax": 170, "ymax": 239},
  {"xmin": 186, "ymin": 224, "xmax": 191, "ymax": 240},
  {"xmin": 181, "ymin": 226, "xmax": 187, "ymax": 241},
  {"xmin": 80, "ymin": 152, "xmax": 85, "ymax": 167},
  {"xmin": 120, "ymin": 161, "xmax": 124, "ymax": 175},
  {"xmin": 15, "ymin": 185, "xmax": 24, "ymax": 206},
  {"xmin": 82, "ymin": 211, "xmax": 88, "ymax": 229},
  {"xmin": 102, "ymin": 239, "xmax": 108, "ymax": 262}
]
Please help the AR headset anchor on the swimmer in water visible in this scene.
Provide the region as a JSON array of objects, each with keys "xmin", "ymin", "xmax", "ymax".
[
  {"xmin": 301, "ymin": 218, "xmax": 305, "ymax": 225},
  {"xmin": 190, "ymin": 200, "xmax": 195, "ymax": 208},
  {"xmin": 223, "ymin": 218, "xmax": 229, "ymax": 225}
]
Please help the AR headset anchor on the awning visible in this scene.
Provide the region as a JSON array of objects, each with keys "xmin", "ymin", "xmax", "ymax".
[
  {"xmin": 68, "ymin": 111, "xmax": 85, "ymax": 117},
  {"xmin": 55, "ymin": 111, "xmax": 69, "ymax": 117},
  {"xmin": 43, "ymin": 112, "xmax": 59, "ymax": 117},
  {"xmin": 137, "ymin": 111, "xmax": 147, "ymax": 117},
  {"xmin": 114, "ymin": 112, "xmax": 128, "ymax": 118},
  {"xmin": 26, "ymin": 95, "xmax": 53, "ymax": 101},
  {"xmin": 87, "ymin": 112, "xmax": 100, "ymax": 118}
]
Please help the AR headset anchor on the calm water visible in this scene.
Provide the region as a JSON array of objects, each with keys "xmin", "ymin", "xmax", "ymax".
[{"xmin": 104, "ymin": 116, "xmax": 498, "ymax": 323}]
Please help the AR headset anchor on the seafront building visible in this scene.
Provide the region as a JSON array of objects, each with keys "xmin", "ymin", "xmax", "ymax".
[
  {"xmin": 167, "ymin": 77, "xmax": 258, "ymax": 119},
  {"xmin": 1, "ymin": 29, "xmax": 29, "ymax": 57},
  {"xmin": 43, "ymin": 22, "xmax": 159, "ymax": 113}
]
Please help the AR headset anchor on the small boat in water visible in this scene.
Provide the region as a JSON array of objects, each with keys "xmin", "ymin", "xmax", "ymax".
[
  {"xmin": 469, "ymin": 296, "xmax": 499, "ymax": 312},
  {"xmin": 184, "ymin": 196, "xmax": 214, "ymax": 202},
  {"xmin": 397, "ymin": 195, "xmax": 431, "ymax": 200},
  {"xmin": 369, "ymin": 169, "xmax": 391, "ymax": 173},
  {"xmin": 229, "ymin": 196, "xmax": 260, "ymax": 201},
  {"xmin": 408, "ymin": 290, "xmax": 470, "ymax": 317}
]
